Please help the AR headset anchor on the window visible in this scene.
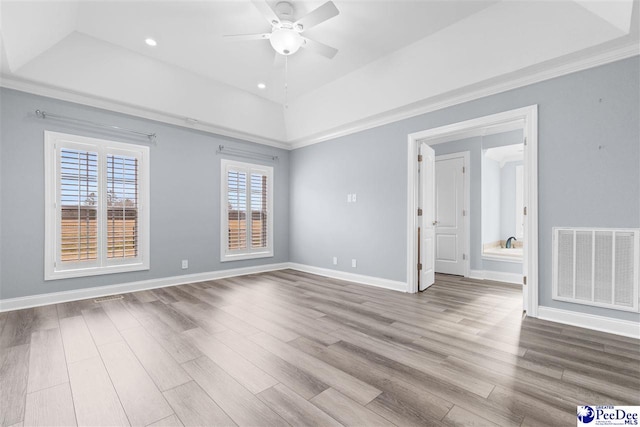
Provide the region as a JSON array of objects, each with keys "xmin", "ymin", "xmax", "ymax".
[
  {"xmin": 44, "ymin": 131, "xmax": 149, "ymax": 280},
  {"xmin": 221, "ymin": 159, "xmax": 273, "ymax": 261}
]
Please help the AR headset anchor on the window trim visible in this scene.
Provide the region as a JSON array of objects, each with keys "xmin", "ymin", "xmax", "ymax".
[
  {"xmin": 220, "ymin": 158, "xmax": 274, "ymax": 262},
  {"xmin": 44, "ymin": 131, "xmax": 150, "ymax": 280}
]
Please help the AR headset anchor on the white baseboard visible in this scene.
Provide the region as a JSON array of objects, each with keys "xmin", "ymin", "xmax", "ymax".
[
  {"xmin": 537, "ymin": 306, "xmax": 640, "ymax": 339},
  {"xmin": 288, "ymin": 263, "xmax": 407, "ymax": 293},
  {"xmin": 469, "ymin": 269, "xmax": 522, "ymax": 285},
  {"xmin": 0, "ymin": 263, "xmax": 290, "ymax": 312}
]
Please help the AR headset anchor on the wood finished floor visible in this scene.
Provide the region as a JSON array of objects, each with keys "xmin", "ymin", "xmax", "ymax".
[{"xmin": 1, "ymin": 270, "xmax": 638, "ymax": 427}]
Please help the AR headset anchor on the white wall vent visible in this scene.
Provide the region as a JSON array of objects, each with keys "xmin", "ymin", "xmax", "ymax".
[{"xmin": 553, "ymin": 228, "xmax": 639, "ymax": 312}]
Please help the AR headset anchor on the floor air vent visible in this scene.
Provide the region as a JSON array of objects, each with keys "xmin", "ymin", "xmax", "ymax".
[
  {"xmin": 94, "ymin": 295, "xmax": 124, "ymax": 303},
  {"xmin": 553, "ymin": 228, "xmax": 639, "ymax": 312}
]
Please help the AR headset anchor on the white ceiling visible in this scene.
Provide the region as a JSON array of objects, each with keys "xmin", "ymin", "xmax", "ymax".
[{"xmin": 1, "ymin": 0, "xmax": 638, "ymax": 147}]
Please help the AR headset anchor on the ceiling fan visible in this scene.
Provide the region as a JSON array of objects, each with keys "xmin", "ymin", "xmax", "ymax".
[{"xmin": 224, "ymin": 0, "xmax": 340, "ymax": 59}]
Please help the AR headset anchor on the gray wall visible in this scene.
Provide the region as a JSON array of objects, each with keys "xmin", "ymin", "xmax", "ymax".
[
  {"xmin": 290, "ymin": 56, "xmax": 639, "ymax": 322},
  {"xmin": 0, "ymin": 88, "xmax": 290, "ymax": 299}
]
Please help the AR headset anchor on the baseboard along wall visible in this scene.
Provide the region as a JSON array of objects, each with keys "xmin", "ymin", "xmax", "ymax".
[{"xmin": 1, "ymin": 262, "xmax": 636, "ymax": 339}]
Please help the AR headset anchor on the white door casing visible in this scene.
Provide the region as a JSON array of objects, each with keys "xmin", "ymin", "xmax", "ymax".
[
  {"xmin": 406, "ymin": 105, "xmax": 538, "ymax": 318},
  {"xmin": 435, "ymin": 156, "xmax": 466, "ymax": 276},
  {"xmin": 420, "ymin": 143, "xmax": 436, "ymax": 290}
]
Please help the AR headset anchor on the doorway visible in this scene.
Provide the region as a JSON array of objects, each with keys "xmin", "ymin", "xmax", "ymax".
[{"xmin": 407, "ymin": 105, "xmax": 538, "ymax": 317}]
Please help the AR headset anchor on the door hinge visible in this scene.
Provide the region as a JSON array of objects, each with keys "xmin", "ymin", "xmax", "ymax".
[
  {"xmin": 417, "ymin": 263, "xmax": 423, "ymax": 271},
  {"xmin": 462, "ymin": 254, "xmax": 466, "ymax": 260},
  {"xmin": 462, "ymin": 166, "xmax": 465, "ymax": 173},
  {"xmin": 523, "ymin": 206, "xmax": 527, "ymax": 216},
  {"xmin": 524, "ymin": 137, "xmax": 527, "ymax": 146},
  {"xmin": 417, "ymin": 208, "xmax": 423, "ymax": 216},
  {"xmin": 523, "ymin": 276, "xmax": 527, "ymax": 285},
  {"xmin": 418, "ymin": 154, "xmax": 423, "ymax": 162},
  {"xmin": 462, "ymin": 209, "xmax": 466, "ymax": 217}
]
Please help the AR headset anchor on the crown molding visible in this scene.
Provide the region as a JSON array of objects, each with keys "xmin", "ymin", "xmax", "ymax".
[
  {"xmin": 2, "ymin": 42, "xmax": 638, "ymax": 152},
  {"xmin": 288, "ymin": 43, "xmax": 640, "ymax": 149},
  {"xmin": 0, "ymin": 74, "xmax": 291, "ymax": 150}
]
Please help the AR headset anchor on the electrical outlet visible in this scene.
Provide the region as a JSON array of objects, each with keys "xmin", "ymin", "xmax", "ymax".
[
  {"xmin": 352, "ymin": 259, "xmax": 357, "ymax": 268},
  {"xmin": 181, "ymin": 259, "xmax": 188, "ymax": 269},
  {"xmin": 347, "ymin": 194, "xmax": 352, "ymax": 203},
  {"xmin": 332, "ymin": 256, "xmax": 338, "ymax": 265},
  {"xmin": 352, "ymin": 193, "xmax": 357, "ymax": 203}
]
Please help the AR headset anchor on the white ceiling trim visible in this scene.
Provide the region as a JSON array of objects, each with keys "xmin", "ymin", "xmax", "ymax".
[
  {"xmin": 0, "ymin": 74, "xmax": 290, "ymax": 150},
  {"xmin": 1, "ymin": 42, "xmax": 637, "ymax": 151},
  {"xmin": 288, "ymin": 42, "xmax": 640, "ymax": 149}
]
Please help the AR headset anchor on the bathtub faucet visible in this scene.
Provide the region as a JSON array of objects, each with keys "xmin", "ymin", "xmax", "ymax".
[{"xmin": 506, "ymin": 236, "xmax": 517, "ymax": 248}]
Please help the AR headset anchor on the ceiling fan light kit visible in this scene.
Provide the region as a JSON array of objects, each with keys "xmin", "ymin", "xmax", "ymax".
[
  {"xmin": 225, "ymin": 0, "xmax": 339, "ymax": 58},
  {"xmin": 270, "ymin": 27, "xmax": 303, "ymax": 56}
]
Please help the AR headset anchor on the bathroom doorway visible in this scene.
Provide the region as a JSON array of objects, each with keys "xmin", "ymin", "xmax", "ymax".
[{"xmin": 407, "ymin": 105, "xmax": 538, "ymax": 317}]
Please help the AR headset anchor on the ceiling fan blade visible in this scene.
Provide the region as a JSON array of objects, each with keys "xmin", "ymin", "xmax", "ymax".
[
  {"xmin": 295, "ymin": 1, "xmax": 339, "ymax": 31},
  {"xmin": 301, "ymin": 37, "xmax": 338, "ymax": 59},
  {"xmin": 251, "ymin": 0, "xmax": 280, "ymax": 26},
  {"xmin": 223, "ymin": 33, "xmax": 271, "ymax": 42}
]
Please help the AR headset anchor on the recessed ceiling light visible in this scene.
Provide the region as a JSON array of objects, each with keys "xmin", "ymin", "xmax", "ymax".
[
  {"xmin": 257, "ymin": 83, "xmax": 267, "ymax": 90},
  {"xmin": 145, "ymin": 38, "xmax": 157, "ymax": 47}
]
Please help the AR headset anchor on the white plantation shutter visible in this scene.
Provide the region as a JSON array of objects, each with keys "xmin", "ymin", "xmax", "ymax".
[
  {"xmin": 221, "ymin": 159, "xmax": 273, "ymax": 261},
  {"xmin": 59, "ymin": 148, "xmax": 99, "ymax": 262},
  {"xmin": 251, "ymin": 172, "xmax": 268, "ymax": 249},
  {"xmin": 107, "ymin": 154, "xmax": 139, "ymax": 259},
  {"xmin": 45, "ymin": 131, "xmax": 149, "ymax": 280},
  {"xmin": 227, "ymin": 170, "xmax": 247, "ymax": 250}
]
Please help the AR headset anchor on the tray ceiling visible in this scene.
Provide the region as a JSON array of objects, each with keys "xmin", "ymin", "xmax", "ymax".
[{"xmin": 1, "ymin": 0, "xmax": 638, "ymax": 147}]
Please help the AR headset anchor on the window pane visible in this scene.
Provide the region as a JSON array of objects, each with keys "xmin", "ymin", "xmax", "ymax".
[
  {"xmin": 107, "ymin": 154, "xmax": 139, "ymax": 259},
  {"xmin": 228, "ymin": 170, "xmax": 247, "ymax": 250},
  {"xmin": 60, "ymin": 149, "xmax": 98, "ymax": 262},
  {"xmin": 251, "ymin": 173, "xmax": 268, "ymax": 249}
]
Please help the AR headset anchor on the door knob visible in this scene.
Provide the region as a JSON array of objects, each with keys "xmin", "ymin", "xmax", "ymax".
[{"xmin": 432, "ymin": 220, "xmax": 438, "ymax": 226}]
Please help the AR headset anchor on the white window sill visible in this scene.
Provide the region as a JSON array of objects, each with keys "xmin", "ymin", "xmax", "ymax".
[
  {"xmin": 221, "ymin": 251, "xmax": 274, "ymax": 263},
  {"xmin": 45, "ymin": 262, "xmax": 149, "ymax": 281}
]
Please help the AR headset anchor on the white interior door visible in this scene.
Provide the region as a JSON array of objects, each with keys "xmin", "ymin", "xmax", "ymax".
[
  {"xmin": 420, "ymin": 143, "xmax": 435, "ymax": 291},
  {"xmin": 435, "ymin": 156, "xmax": 466, "ymax": 276}
]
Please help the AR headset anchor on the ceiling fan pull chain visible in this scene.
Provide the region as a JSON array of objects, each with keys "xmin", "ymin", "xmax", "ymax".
[{"xmin": 284, "ymin": 55, "xmax": 289, "ymax": 109}]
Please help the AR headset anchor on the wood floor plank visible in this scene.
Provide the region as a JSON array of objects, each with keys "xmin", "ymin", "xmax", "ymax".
[
  {"xmin": 27, "ymin": 327, "xmax": 68, "ymax": 392},
  {"xmin": 0, "ymin": 306, "xmax": 58, "ymax": 348},
  {"xmin": 163, "ymin": 381, "xmax": 236, "ymax": 427},
  {"xmin": 67, "ymin": 356, "xmax": 130, "ymax": 427},
  {"xmin": 258, "ymin": 384, "xmax": 342, "ymax": 427},
  {"xmin": 184, "ymin": 328, "xmax": 279, "ymax": 394},
  {"xmin": 0, "ymin": 344, "xmax": 30, "ymax": 426},
  {"xmin": 99, "ymin": 340, "xmax": 173, "ymax": 426},
  {"xmin": 310, "ymin": 387, "xmax": 395, "ymax": 427},
  {"xmin": 290, "ymin": 336, "xmax": 454, "ymax": 423},
  {"xmin": 101, "ymin": 300, "xmax": 141, "ymax": 331},
  {"xmin": 147, "ymin": 414, "xmax": 184, "ymax": 427},
  {"xmin": 219, "ymin": 304, "xmax": 300, "ymax": 342},
  {"xmin": 249, "ymin": 332, "xmax": 382, "ymax": 405},
  {"xmin": 182, "ymin": 356, "xmax": 287, "ymax": 426},
  {"xmin": 170, "ymin": 301, "xmax": 229, "ymax": 334},
  {"xmin": 24, "ymin": 382, "xmax": 77, "ymax": 427},
  {"xmin": 442, "ymin": 405, "xmax": 500, "ymax": 426},
  {"xmin": 59, "ymin": 315, "xmax": 99, "ymax": 364},
  {"xmin": 213, "ymin": 329, "xmax": 329, "ymax": 400},
  {"xmin": 137, "ymin": 315, "xmax": 203, "ymax": 364},
  {"xmin": 120, "ymin": 326, "xmax": 191, "ymax": 391},
  {"xmin": 82, "ymin": 307, "xmax": 122, "ymax": 346}
]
